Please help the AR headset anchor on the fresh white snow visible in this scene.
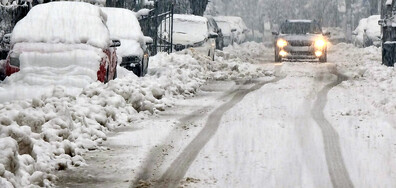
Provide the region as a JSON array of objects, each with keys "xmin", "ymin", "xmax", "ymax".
[{"xmin": 11, "ymin": 2, "xmax": 110, "ymax": 49}]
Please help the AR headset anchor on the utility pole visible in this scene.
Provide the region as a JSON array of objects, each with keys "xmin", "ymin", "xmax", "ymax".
[{"xmin": 345, "ymin": 0, "xmax": 352, "ymax": 42}]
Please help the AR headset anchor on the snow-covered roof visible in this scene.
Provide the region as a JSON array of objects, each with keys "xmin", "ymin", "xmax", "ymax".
[
  {"xmin": 101, "ymin": 8, "xmax": 144, "ymax": 41},
  {"xmin": 101, "ymin": 8, "xmax": 145, "ymax": 57},
  {"xmin": 287, "ymin": 20, "xmax": 313, "ymax": 23},
  {"xmin": 170, "ymin": 14, "xmax": 209, "ymax": 45},
  {"xmin": 11, "ymin": 1, "xmax": 110, "ymax": 49},
  {"xmin": 214, "ymin": 16, "xmax": 249, "ymax": 36},
  {"xmin": 173, "ymin": 14, "xmax": 208, "ymax": 23}
]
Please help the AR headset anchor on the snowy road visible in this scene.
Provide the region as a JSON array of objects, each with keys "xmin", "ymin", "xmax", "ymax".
[{"xmin": 55, "ymin": 44, "xmax": 396, "ymax": 188}]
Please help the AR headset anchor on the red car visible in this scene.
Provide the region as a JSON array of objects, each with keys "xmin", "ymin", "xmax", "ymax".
[{"xmin": 3, "ymin": 2, "xmax": 119, "ymax": 83}]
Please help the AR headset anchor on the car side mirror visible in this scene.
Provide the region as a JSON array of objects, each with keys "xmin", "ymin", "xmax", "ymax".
[
  {"xmin": 110, "ymin": 39, "xmax": 121, "ymax": 47},
  {"xmin": 323, "ymin": 32, "xmax": 331, "ymax": 37},
  {"xmin": 208, "ymin": 32, "xmax": 218, "ymax": 39},
  {"xmin": 144, "ymin": 36, "xmax": 153, "ymax": 45},
  {"xmin": 272, "ymin": 31, "xmax": 279, "ymax": 35},
  {"xmin": 231, "ymin": 29, "xmax": 237, "ymax": 32},
  {"xmin": 378, "ymin": 19, "xmax": 385, "ymax": 26}
]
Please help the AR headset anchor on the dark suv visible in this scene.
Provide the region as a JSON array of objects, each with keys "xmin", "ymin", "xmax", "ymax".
[{"xmin": 272, "ymin": 20, "xmax": 330, "ymax": 62}]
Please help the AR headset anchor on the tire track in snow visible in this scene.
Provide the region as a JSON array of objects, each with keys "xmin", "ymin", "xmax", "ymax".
[
  {"xmin": 152, "ymin": 70, "xmax": 286, "ymax": 188},
  {"xmin": 311, "ymin": 68, "xmax": 354, "ymax": 188}
]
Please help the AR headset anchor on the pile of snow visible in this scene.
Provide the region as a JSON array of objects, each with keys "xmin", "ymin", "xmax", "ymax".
[
  {"xmin": 101, "ymin": 7, "xmax": 145, "ymax": 57},
  {"xmin": 331, "ymin": 43, "xmax": 396, "ymax": 114},
  {"xmin": 352, "ymin": 15, "xmax": 381, "ymax": 48},
  {"xmin": 11, "ymin": 2, "xmax": 110, "ymax": 49},
  {"xmin": 0, "ymin": 42, "xmax": 269, "ymax": 187}
]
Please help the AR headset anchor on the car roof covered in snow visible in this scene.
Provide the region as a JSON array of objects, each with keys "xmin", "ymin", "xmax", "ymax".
[
  {"xmin": 173, "ymin": 14, "xmax": 208, "ymax": 23},
  {"xmin": 11, "ymin": 1, "xmax": 110, "ymax": 49},
  {"xmin": 101, "ymin": 7, "xmax": 144, "ymax": 41},
  {"xmin": 287, "ymin": 20, "xmax": 313, "ymax": 23}
]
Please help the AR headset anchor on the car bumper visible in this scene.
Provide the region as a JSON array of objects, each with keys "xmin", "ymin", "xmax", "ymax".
[{"xmin": 279, "ymin": 46, "xmax": 324, "ymax": 59}]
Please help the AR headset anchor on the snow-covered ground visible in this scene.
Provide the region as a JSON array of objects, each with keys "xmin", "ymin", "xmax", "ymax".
[
  {"xmin": 53, "ymin": 42, "xmax": 396, "ymax": 188},
  {"xmin": 1, "ymin": 40, "xmax": 396, "ymax": 188},
  {"xmin": 0, "ymin": 43, "xmax": 268, "ymax": 187}
]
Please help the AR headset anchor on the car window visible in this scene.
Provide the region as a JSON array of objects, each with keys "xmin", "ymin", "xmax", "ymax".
[{"xmin": 280, "ymin": 22, "xmax": 322, "ymax": 34}]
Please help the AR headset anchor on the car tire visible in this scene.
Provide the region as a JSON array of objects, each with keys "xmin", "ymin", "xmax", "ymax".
[
  {"xmin": 132, "ymin": 64, "xmax": 142, "ymax": 77},
  {"xmin": 274, "ymin": 48, "xmax": 281, "ymax": 62},
  {"xmin": 382, "ymin": 43, "xmax": 396, "ymax": 67},
  {"xmin": 113, "ymin": 67, "xmax": 117, "ymax": 79},
  {"xmin": 319, "ymin": 51, "xmax": 327, "ymax": 63}
]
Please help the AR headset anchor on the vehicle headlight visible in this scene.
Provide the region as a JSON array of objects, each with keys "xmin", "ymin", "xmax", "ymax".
[
  {"xmin": 277, "ymin": 39, "xmax": 288, "ymax": 48},
  {"xmin": 315, "ymin": 39, "xmax": 326, "ymax": 48}
]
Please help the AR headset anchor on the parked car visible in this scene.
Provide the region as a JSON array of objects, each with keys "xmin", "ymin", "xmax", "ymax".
[
  {"xmin": 272, "ymin": 20, "xmax": 330, "ymax": 62},
  {"xmin": 352, "ymin": 15, "xmax": 381, "ymax": 48},
  {"xmin": 102, "ymin": 7, "xmax": 152, "ymax": 77},
  {"xmin": 160, "ymin": 14, "xmax": 218, "ymax": 61},
  {"xmin": 205, "ymin": 16, "xmax": 224, "ymax": 50},
  {"xmin": 2, "ymin": 2, "xmax": 119, "ymax": 83},
  {"xmin": 214, "ymin": 16, "xmax": 249, "ymax": 46}
]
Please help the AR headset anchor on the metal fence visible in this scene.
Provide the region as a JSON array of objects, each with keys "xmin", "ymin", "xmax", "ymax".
[{"xmin": 139, "ymin": 1, "xmax": 173, "ymax": 55}]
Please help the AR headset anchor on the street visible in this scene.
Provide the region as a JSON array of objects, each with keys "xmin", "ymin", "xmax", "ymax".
[{"xmin": 55, "ymin": 44, "xmax": 396, "ymax": 188}]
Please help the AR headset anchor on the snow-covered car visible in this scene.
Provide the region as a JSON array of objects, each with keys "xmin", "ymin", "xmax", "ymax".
[
  {"xmin": 206, "ymin": 16, "xmax": 225, "ymax": 50},
  {"xmin": 102, "ymin": 7, "xmax": 151, "ymax": 77},
  {"xmin": 3, "ymin": 2, "xmax": 119, "ymax": 83},
  {"xmin": 352, "ymin": 15, "xmax": 381, "ymax": 48},
  {"xmin": 272, "ymin": 20, "xmax": 330, "ymax": 62},
  {"xmin": 161, "ymin": 14, "xmax": 218, "ymax": 61},
  {"xmin": 214, "ymin": 16, "xmax": 249, "ymax": 46}
]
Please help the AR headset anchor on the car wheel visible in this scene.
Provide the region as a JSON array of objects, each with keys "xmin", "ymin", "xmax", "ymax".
[
  {"xmin": 113, "ymin": 67, "xmax": 117, "ymax": 79},
  {"xmin": 274, "ymin": 48, "xmax": 281, "ymax": 62},
  {"xmin": 104, "ymin": 65, "xmax": 109, "ymax": 83},
  {"xmin": 319, "ymin": 51, "xmax": 327, "ymax": 63},
  {"xmin": 382, "ymin": 43, "xmax": 396, "ymax": 67},
  {"xmin": 132, "ymin": 64, "xmax": 142, "ymax": 77}
]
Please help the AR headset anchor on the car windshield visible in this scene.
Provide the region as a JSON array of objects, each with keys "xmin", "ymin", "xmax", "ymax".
[
  {"xmin": 173, "ymin": 19, "xmax": 208, "ymax": 36},
  {"xmin": 280, "ymin": 22, "xmax": 322, "ymax": 35}
]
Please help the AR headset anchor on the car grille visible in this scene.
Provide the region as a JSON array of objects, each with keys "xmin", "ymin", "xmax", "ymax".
[{"xmin": 288, "ymin": 40, "xmax": 313, "ymax": 47}]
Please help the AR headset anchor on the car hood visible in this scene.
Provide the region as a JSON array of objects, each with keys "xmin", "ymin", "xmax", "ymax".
[{"xmin": 172, "ymin": 32, "xmax": 206, "ymax": 46}]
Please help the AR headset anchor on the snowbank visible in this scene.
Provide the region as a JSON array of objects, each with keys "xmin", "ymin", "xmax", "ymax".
[
  {"xmin": 0, "ymin": 42, "xmax": 268, "ymax": 187},
  {"xmin": 11, "ymin": 2, "xmax": 110, "ymax": 49},
  {"xmin": 352, "ymin": 15, "xmax": 381, "ymax": 48}
]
